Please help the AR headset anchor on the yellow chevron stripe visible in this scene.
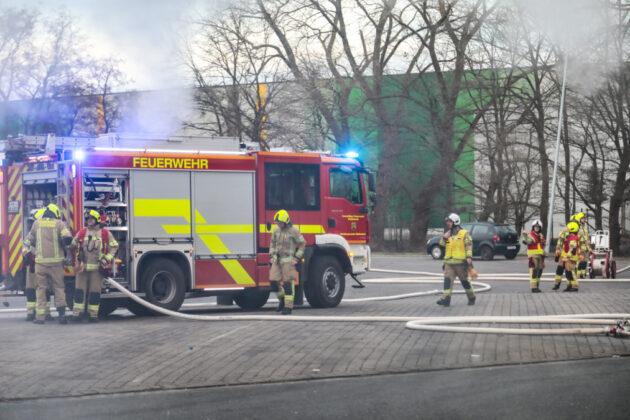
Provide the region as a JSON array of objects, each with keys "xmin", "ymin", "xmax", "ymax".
[
  {"xmin": 259, "ymin": 224, "xmax": 325, "ymax": 234},
  {"xmin": 199, "ymin": 234, "xmax": 254, "ymax": 285},
  {"xmin": 196, "ymin": 225, "xmax": 253, "ymax": 234},
  {"xmin": 162, "ymin": 225, "xmax": 191, "ymax": 235},
  {"xmin": 134, "ymin": 199, "xmax": 191, "ymax": 222},
  {"xmin": 8, "ymin": 214, "xmax": 20, "ymax": 235},
  {"xmin": 9, "ymin": 243, "xmax": 21, "ymax": 265},
  {"xmin": 9, "ymin": 248, "xmax": 22, "ymax": 275},
  {"xmin": 162, "ymin": 224, "xmax": 255, "ymax": 235},
  {"xmin": 8, "ymin": 167, "xmax": 20, "ymax": 188},
  {"xmin": 8, "ymin": 229, "xmax": 21, "ymax": 251},
  {"xmin": 9, "ymin": 177, "xmax": 21, "ymax": 198},
  {"xmin": 195, "ymin": 209, "xmax": 206, "ymax": 224}
]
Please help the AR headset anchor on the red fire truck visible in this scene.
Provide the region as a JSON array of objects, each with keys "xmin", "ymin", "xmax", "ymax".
[{"xmin": 0, "ymin": 134, "xmax": 373, "ymax": 315}]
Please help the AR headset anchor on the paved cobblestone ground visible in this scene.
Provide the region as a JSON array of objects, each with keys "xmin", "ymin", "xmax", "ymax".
[{"xmin": 1, "ymin": 255, "xmax": 629, "ymax": 401}]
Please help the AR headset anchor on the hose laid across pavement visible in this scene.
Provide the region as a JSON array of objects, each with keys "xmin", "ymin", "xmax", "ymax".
[{"xmin": 104, "ymin": 277, "xmax": 630, "ymax": 338}]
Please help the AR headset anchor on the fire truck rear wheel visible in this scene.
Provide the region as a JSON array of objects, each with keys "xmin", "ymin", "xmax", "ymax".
[
  {"xmin": 125, "ymin": 298, "xmax": 153, "ymax": 317},
  {"xmin": 98, "ymin": 299, "xmax": 118, "ymax": 318},
  {"xmin": 233, "ymin": 288, "xmax": 271, "ymax": 310},
  {"xmin": 142, "ymin": 259, "xmax": 186, "ymax": 311},
  {"xmin": 305, "ymin": 256, "xmax": 345, "ymax": 308}
]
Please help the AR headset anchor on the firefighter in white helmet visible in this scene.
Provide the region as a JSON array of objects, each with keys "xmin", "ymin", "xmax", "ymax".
[
  {"xmin": 436, "ymin": 213, "xmax": 476, "ymax": 307},
  {"xmin": 69, "ymin": 209, "xmax": 118, "ymax": 323},
  {"xmin": 24, "ymin": 208, "xmax": 53, "ymax": 321},
  {"xmin": 269, "ymin": 210, "xmax": 305, "ymax": 315},
  {"xmin": 521, "ymin": 219, "xmax": 546, "ymax": 293},
  {"xmin": 22, "ymin": 203, "xmax": 73, "ymax": 324}
]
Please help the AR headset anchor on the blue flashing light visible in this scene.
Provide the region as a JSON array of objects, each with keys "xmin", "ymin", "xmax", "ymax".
[
  {"xmin": 75, "ymin": 149, "xmax": 85, "ymax": 161},
  {"xmin": 345, "ymin": 151, "xmax": 359, "ymax": 159}
]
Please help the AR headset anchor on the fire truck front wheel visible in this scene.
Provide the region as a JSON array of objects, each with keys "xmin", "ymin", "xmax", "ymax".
[
  {"xmin": 142, "ymin": 258, "xmax": 186, "ymax": 311},
  {"xmin": 233, "ymin": 288, "xmax": 271, "ymax": 310},
  {"xmin": 305, "ymin": 256, "xmax": 345, "ymax": 308}
]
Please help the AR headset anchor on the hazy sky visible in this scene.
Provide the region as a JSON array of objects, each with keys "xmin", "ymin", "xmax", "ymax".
[{"xmin": 2, "ymin": 0, "xmax": 226, "ymax": 90}]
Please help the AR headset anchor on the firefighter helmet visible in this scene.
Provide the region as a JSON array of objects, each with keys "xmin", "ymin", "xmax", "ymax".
[
  {"xmin": 532, "ymin": 219, "xmax": 543, "ymax": 229},
  {"xmin": 274, "ymin": 209, "xmax": 291, "ymax": 224},
  {"xmin": 445, "ymin": 213, "xmax": 460, "ymax": 226},
  {"xmin": 34, "ymin": 208, "xmax": 46, "ymax": 220},
  {"xmin": 46, "ymin": 203, "xmax": 61, "ymax": 219},
  {"xmin": 86, "ymin": 209, "xmax": 100, "ymax": 221},
  {"xmin": 567, "ymin": 222, "xmax": 579, "ymax": 233},
  {"xmin": 571, "ymin": 212, "xmax": 584, "ymax": 223}
]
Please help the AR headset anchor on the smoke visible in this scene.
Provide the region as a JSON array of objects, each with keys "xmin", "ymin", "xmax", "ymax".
[
  {"xmin": 1, "ymin": 0, "xmax": 225, "ymax": 136},
  {"xmin": 513, "ymin": 0, "xmax": 618, "ymax": 94}
]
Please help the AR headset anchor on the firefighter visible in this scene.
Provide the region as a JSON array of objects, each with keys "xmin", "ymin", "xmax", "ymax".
[
  {"xmin": 521, "ymin": 219, "xmax": 546, "ymax": 293},
  {"xmin": 24, "ymin": 208, "xmax": 53, "ymax": 321},
  {"xmin": 555, "ymin": 221, "xmax": 581, "ymax": 292},
  {"xmin": 552, "ymin": 220, "xmax": 571, "ymax": 290},
  {"xmin": 436, "ymin": 213, "xmax": 476, "ymax": 307},
  {"xmin": 69, "ymin": 210, "xmax": 118, "ymax": 323},
  {"xmin": 573, "ymin": 212, "xmax": 590, "ymax": 279},
  {"xmin": 269, "ymin": 209, "xmax": 305, "ymax": 315},
  {"xmin": 22, "ymin": 203, "xmax": 73, "ymax": 324}
]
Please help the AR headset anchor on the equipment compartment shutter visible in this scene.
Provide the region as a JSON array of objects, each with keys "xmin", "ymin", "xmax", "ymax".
[
  {"xmin": 193, "ymin": 171, "xmax": 255, "ymax": 257},
  {"xmin": 131, "ymin": 170, "xmax": 192, "ymax": 239}
]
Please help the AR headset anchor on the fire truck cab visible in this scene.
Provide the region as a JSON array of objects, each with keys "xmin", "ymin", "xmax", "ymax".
[{"xmin": 0, "ymin": 134, "xmax": 373, "ymax": 315}]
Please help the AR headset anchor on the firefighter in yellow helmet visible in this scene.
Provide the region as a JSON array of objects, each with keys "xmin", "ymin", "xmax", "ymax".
[
  {"xmin": 521, "ymin": 219, "xmax": 546, "ymax": 293},
  {"xmin": 22, "ymin": 203, "xmax": 73, "ymax": 324},
  {"xmin": 69, "ymin": 209, "xmax": 118, "ymax": 323},
  {"xmin": 24, "ymin": 208, "xmax": 53, "ymax": 321},
  {"xmin": 552, "ymin": 218, "xmax": 572, "ymax": 290},
  {"xmin": 269, "ymin": 210, "xmax": 305, "ymax": 315},
  {"xmin": 573, "ymin": 212, "xmax": 590, "ymax": 279},
  {"xmin": 437, "ymin": 213, "xmax": 476, "ymax": 307},
  {"xmin": 554, "ymin": 221, "xmax": 581, "ymax": 292}
]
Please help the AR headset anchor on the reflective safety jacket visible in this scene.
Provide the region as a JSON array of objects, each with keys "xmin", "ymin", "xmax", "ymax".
[
  {"xmin": 270, "ymin": 224, "xmax": 306, "ymax": 264},
  {"xmin": 23, "ymin": 218, "xmax": 72, "ymax": 264},
  {"xmin": 555, "ymin": 227, "xmax": 570, "ymax": 254},
  {"xmin": 578, "ymin": 225, "xmax": 590, "ymax": 254},
  {"xmin": 561, "ymin": 233, "xmax": 580, "ymax": 262},
  {"xmin": 523, "ymin": 231, "xmax": 545, "ymax": 256},
  {"xmin": 440, "ymin": 227, "xmax": 472, "ymax": 264},
  {"xmin": 71, "ymin": 226, "xmax": 119, "ymax": 271}
]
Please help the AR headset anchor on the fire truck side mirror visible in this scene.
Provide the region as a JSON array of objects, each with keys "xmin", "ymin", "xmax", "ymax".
[
  {"xmin": 266, "ymin": 221, "xmax": 272, "ymax": 232},
  {"xmin": 367, "ymin": 172, "xmax": 375, "ymax": 193}
]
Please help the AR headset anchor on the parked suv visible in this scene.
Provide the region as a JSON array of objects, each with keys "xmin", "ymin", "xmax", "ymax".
[{"xmin": 426, "ymin": 222, "xmax": 520, "ymax": 260}]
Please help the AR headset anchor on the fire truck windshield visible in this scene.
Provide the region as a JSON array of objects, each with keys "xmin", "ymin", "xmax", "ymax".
[{"xmin": 330, "ymin": 167, "xmax": 362, "ymax": 204}]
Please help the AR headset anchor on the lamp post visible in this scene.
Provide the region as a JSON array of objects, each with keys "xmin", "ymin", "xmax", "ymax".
[{"xmin": 545, "ymin": 54, "xmax": 569, "ymax": 252}]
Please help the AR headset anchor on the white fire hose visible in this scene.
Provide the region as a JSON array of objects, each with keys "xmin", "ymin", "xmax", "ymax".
[{"xmin": 102, "ymin": 276, "xmax": 630, "ymax": 338}]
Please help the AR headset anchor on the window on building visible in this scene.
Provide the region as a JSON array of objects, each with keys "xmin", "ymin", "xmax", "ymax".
[{"xmin": 265, "ymin": 163, "xmax": 320, "ymax": 211}]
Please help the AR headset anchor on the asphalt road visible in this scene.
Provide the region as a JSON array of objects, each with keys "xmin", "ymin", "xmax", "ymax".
[{"xmin": 2, "ymin": 356, "xmax": 629, "ymax": 420}]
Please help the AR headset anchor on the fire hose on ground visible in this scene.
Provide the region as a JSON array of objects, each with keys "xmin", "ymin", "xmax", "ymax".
[{"xmin": 101, "ymin": 276, "xmax": 630, "ymax": 338}]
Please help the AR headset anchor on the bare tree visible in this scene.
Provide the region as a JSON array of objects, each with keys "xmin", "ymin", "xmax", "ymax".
[
  {"xmin": 396, "ymin": 0, "xmax": 495, "ymax": 247},
  {"xmin": 0, "ymin": 7, "xmax": 37, "ymax": 137},
  {"xmin": 185, "ymin": 7, "xmax": 296, "ymax": 150}
]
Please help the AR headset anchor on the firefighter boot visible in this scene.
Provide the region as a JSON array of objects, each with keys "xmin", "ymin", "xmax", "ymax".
[
  {"xmin": 468, "ymin": 296, "xmax": 476, "ymax": 305},
  {"xmin": 281, "ymin": 307, "xmax": 292, "ymax": 315},
  {"xmin": 57, "ymin": 307, "xmax": 68, "ymax": 325},
  {"xmin": 276, "ymin": 297, "xmax": 285, "ymax": 312},
  {"xmin": 88, "ymin": 317, "xmax": 99, "ymax": 323},
  {"xmin": 25, "ymin": 313, "xmax": 35, "ymax": 322},
  {"xmin": 437, "ymin": 296, "xmax": 451, "ymax": 307}
]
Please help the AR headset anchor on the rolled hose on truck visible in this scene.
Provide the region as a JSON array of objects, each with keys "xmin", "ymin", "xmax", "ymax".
[{"xmin": 104, "ymin": 277, "xmax": 630, "ymax": 338}]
